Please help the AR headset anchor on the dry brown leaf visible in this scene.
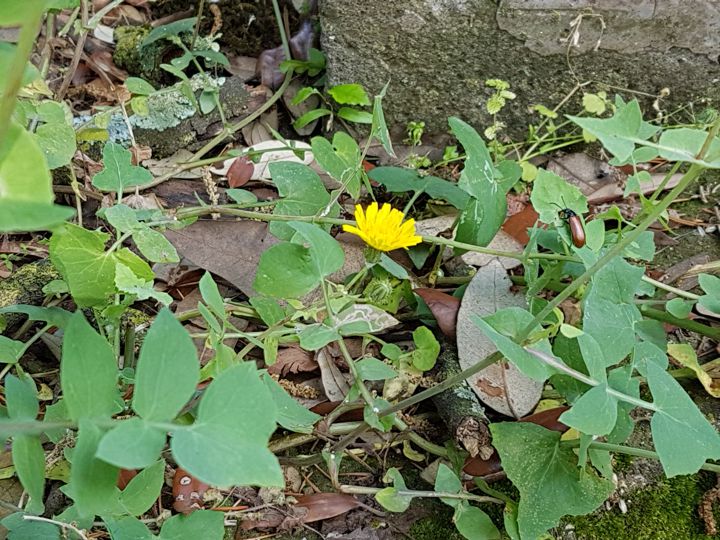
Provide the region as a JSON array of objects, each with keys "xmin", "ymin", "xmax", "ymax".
[
  {"xmin": 267, "ymin": 345, "xmax": 318, "ymax": 376},
  {"xmin": 414, "ymin": 288, "xmax": 459, "ymax": 338},
  {"xmin": 294, "ymin": 493, "xmax": 361, "ymax": 523},
  {"xmin": 226, "ymin": 156, "xmax": 254, "ymax": 188},
  {"xmin": 164, "ymin": 220, "xmax": 278, "ymax": 298},
  {"xmin": 316, "ymin": 346, "xmax": 351, "ymax": 402}
]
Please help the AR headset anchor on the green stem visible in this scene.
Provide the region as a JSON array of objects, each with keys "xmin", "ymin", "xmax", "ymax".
[
  {"xmin": 339, "ymin": 485, "xmax": 502, "ymax": 505},
  {"xmin": 642, "ymin": 275, "xmax": 700, "ymax": 300},
  {"xmin": 640, "ymin": 305, "xmax": 720, "ymax": 341},
  {"xmin": 0, "ymin": 6, "xmax": 44, "ymax": 142},
  {"xmin": 561, "ymin": 440, "xmax": 720, "ymax": 474},
  {"xmin": 647, "ymin": 160, "xmax": 683, "ymax": 204}
]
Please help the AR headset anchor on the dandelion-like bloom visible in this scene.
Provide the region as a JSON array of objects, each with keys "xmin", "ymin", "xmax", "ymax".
[{"xmin": 343, "ymin": 202, "xmax": 422, "ymax": 252}]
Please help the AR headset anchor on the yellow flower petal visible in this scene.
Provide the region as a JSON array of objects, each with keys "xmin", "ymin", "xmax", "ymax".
[{"xmin": 344, "ymin": 202, "xmax": 423, "ymax": 252}]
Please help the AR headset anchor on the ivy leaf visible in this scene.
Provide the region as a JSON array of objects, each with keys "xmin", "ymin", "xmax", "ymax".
[
  {"xmin": 411, "ymin": 326, "xmax": 440, "ymax": 371},
  {"xmin": 92, "ymin": 142, "xmax": 153, "ymax": 193},
  {"xmin": 170, "ymin": 363, "xmax": 282, "ymax": 487},
  {"xmin": 567, "ymin": 99, "xmax": 658, "ymax": 163},
  {"xmin": 61, "ymin": 313, "xmax": 122, "ymax": 421},
  {"xmin": 133, "ymin": 309, "xmax": 199, "ymax": 422},
  {"xmin": 491, "ymin": 422, "xmax": 614, "ymax": 539},
  {"xmin": 268, "ymin": 162, "xmax": 333, "ymax": 240},
  {"xmin": 328, "ymin": 83, "xmax": 371, "ymax": 106},
  {"xmin": 310, "ymin": 133, "xmax": 363, "ymax": 199},
  {"xmin": 646, "ymin": 361, "xmax": 720, "ymax": 476},
  {"xmin": 49, "ymin": 224, "xmax": 115, "ymax": 307},
  {"xmin": 529, "ymin": 169, "xmax": 588, "ymax": 225},
  {"xmin": 254, "ymin": 243, "xmax": 320, "ymax": 298}
]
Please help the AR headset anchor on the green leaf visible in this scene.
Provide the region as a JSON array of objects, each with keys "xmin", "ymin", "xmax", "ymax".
[
  {"xmin": 666, "ymin": 298, "xmax": 693, "ymax": 319},
  {"xmin": 133, "ymin": 227, "xmax": 179, "ymax": 263},
  {"xmin": 249, "ymin": 296, "xmax": 285, "ymax": 326},
  {"xmin": 378, "ymin": 253, "xmax": 409, "ymax": 279},
  {"xmin": 454, "ymin": 503, "xmax": 500, "ymax": 540},
  {"xmin": 61, "ymin": 312, "xmax": 122, "ymax": 421},
  {"xmin": 699, "ymin": 274, "xmax": 720, "ymax": 314},
  {"xmin": 356, "ymin": 358, "xmax": 397, "ymax": 381},
  {"xmin": 288, "ymin": 221, "xmax": 344, "ymax": 278},
  {"xmin": 582, "ymin": 293, "xmax": 640, "ymax": 367},
  {"xmin": 0, "ymin": 42, "xmax": 40, "ymax": 94},
  {"xmin": 336, "ymin": 107, "xmax": 373, "ymax": 124},
  {"xmin": 34, "ymin": 117, "xmax": 76, "ymax": 170},
  {"xmin": 491, "ymin": 422, "xmax": 614, "ymax": 539},
  {"xmin": 158, "ymin": 510, "xmax": 224, "ymax": 540},
  {"xmin": 118, "ymin": 460, "xmax": 165, "ymax": 516},
  {"xmin": 1, "ymin": 512, "xmax": 60, "ymax": 539},
  {"xmin": 97, "ymin": 418, "xmax": 166, "ymax": 469},
  {"xmin": 133, "ymin": 309, "xmax": 199, "ymax": 422},
  {"xmin": 567, "ymin": 99, "xmax": 657, "ymax": 162},
  {"xmin": 125, "ymin": 77, "xmax": 156, "ymax": 95},
  {"xmin": 434, "ymin": 463, "xmax": 462, "ymax": 507},
  {"xmin": 199, "ymin": 272, "xmax": 225, "ymax": 320},
  {"xmin": 0, "ymin": 305, "xmax": 71, "ymax": 330},
  {"xmin": 12, "ymin": 436, "xmax": 45, "ymax": 515},
  {"xmin": 268, "ymin": 162, "xmax": 332, "ymax": 240},
  {"xmin": 226, "ymin": 188, "xmax": 257, "ymax": 205},
  {"xmin": 0, "ymin": 336, "xmax": 22, "ymax": 364},
  {"xmin": 64, "ymin": 420, "xmax": 122, "ymax": 518},
  {"xmin": 646, "ymin": 361, "xmax": 720, "ymax": 476},
  {"xmin": 115, "ymin": 248, "xmax": 154, "ymax": 281},
  {"xmin": 92, "ymin": 142, "xmax": 153, "ymax": 193},
  {"xmin": 293, "ymin": 108, "xmax": 332, "ymax": 130},
  {"xmin": 298, "ymin": 323, "xmax": 340, "ymax": 350},
  {"xmin": 142, "ymin": 17, "xmax": 197, "ymax": 46},
  {"xmin": 254, "ymin": 243, "xmax": 319, "ymax": 298},
  {"xmin": 170, "ymin": 363, "xmax": 282, "ymax": 487},
  {"xmin": 370, "ymin": 82, "xmax": 395, "ymax": 158},
  {"xmin": 263, "ymin": 375, "xmax": 320, "ymax": 434},
  {"xmin": 657, "ymin": 128, "xmax": 720, "ymax": 166},
  {"xmin": 559, "ymin": 384, "xmax": 618, "ymax": 435},
  {"xmin": 310, "ymin": 133, "xmax": 363, "ymax": 199},
  {"xmin": 582, "ymin": 93, "xmax": 606, "ymax": 115},
  {"xmin": 104, "ymin": 516, "xmax": 153, "ymax": 540},
  {"xmin": 114, "ymin": 263, "xmax": 172, "ymax": 305},
  {"xmin": 290, "ymin": 86, "xmax": 319, "ymax": 105},
  {"xmin": 529, "ymin": 169, "xmax": 588, "ymax": 225},
  {"xmin": 0, "ymin": 201, "xmax": 73, "ymax": 232},
  {"xmin": 102, "ymin": 204, "xmax": 139, "ymax": 232},
  {"xmin": 328, "ymin": 84, "xmax": 370, "ymax": 106},
  {"xmin": 375, "ymin": 468, "xmax": 412, "ymax": 512},
  {"xmin": 5, "ymin": 374, "xmax": 38, "ymax": 420},
  {"xmin": 49, "ymin": 224, "xmax": 115, "ymax": 307},
  {"xmin": 449, "ymin": 117, "xmax": 508, "ymax": 247},
  {"xmin": 0, "ymin": 2, "xmax": 46, "ymax": 25},
  {"xmin": 411, "ymin": 326, "xmax": 440, "ymax": 371},
  {"xmin": 472, "ymin": 310, "xmax": 554, "ymax": 381}
]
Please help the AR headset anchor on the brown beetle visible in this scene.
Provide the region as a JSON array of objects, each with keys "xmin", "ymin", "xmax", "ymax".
[{"xmin": 557, "ymin": 207, "xmax": 586, "ymax": 248}]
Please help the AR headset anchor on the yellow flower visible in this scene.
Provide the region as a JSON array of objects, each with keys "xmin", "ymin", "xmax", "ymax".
[{"xmin": 343, "ymin": 202, "xmax": 422, "ymax": 252}]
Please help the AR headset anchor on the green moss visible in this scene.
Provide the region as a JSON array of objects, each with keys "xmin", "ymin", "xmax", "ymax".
[
  {"xmin": 410, "ymin": 503, "xmax": 465, "ymax": 540},
  {"xmin": 568, "ymin": 473, "xmax": 719, "ymax": 540}
]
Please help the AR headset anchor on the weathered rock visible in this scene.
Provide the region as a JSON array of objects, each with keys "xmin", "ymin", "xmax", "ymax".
[{"xmin": 320, "ymin": 0, "xmax": 720, "ymax": 136}]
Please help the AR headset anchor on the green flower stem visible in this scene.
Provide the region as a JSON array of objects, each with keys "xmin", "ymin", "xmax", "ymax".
[
  {"xmin": 175, "ymin": 304, "xmax": 257, "ymax": 322},
  {"xmin": 641, "ymin": 275, "xmax": 700, "ymax": 300},
  {"xmin": 339, "ymin": 484, "xmax": 503, "ymax": 505},
  {"xmin": 0, "ymin": 5, "xmax": 44, "ymax": 142},
  {"xmin": 640, "ymin": 305, "xmax": 720, "ymax": 341},
  {"xmin": 561, "ymin": 440, "xmax": 720, "ymax": 474}
]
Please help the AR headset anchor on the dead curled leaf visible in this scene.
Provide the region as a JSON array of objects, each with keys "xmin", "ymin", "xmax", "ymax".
[
  {"xmin": 294, "ymin": 493, "xmax": 362, "ymax": 523},
  {"xmin": 414, "ymin": 288, "xmax": 460, "ymax": 338},
  {"xmin": 267, "ymin": 345, "xmax": 318, "ymax": 376},
  {"xmin": 226, "ymin": 156, "xmax": 254, "ymax": 188}
]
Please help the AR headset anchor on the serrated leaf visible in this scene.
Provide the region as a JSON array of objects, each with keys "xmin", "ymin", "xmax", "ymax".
[
  {"xmin": 170, "ymin": 363, "xmax": 282, "ymax": 487},
  {"xmin": 491, "ymin": 422, "xmax": 614, "ymax": 539},
  {"xmin": 133, "ymin": 309, "xmax": 199, "ymax": 422},
  {"xmin": 92, "ymin": 142, "xmax": 153, "ymax": 193},
  {"xmin": 61, "ymin": 312, "xmax": 121, "ymax": 421}
]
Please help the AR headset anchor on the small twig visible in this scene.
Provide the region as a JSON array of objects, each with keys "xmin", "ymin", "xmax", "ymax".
[{"xmin": 57, "ymin": 0, "xmax": 89, "ymax": 100}]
